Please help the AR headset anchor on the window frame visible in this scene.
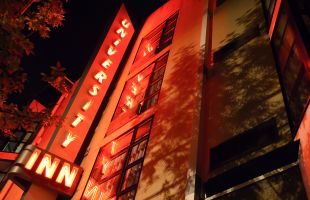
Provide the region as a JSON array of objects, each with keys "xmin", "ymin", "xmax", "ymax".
[
  {"xmin": 82, "ymin": 117, "xmax": 154, "ymax": 200},
  {"xmin": 270, "ymin": 1, "xmax": 310, "ymax": 132},
  {"xmin": 132, "ymin": 11, "xmax": 178, "ymax": 66},
  {"xmin": 109, "ymin": 52, "xmax": 169, "ymax": 133}
]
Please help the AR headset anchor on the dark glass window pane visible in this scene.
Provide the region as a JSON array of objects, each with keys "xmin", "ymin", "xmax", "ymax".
[
  {"xmin": 150, "ymin": 67, "xmax": 166, "ymax": 83},
  {"xmin": 273, "ymin": 8, "xmax": 287, "ymax": 52},
  {"xmin": 0, "ymin": 172, "xmax": 5, "ymax": 184},
  {"xmin": 121, "ymin": 163, "xmax": 143, "ymax": 191},
  {"xmin": 14, "ymin": 131, "xmax": 26, "ymax": 141},
  {"xmin": 133, "ymin": 12, "xmax": 178, "ymax": 65},
  {"xmin": 143, "ymin": 94, "xmax": 159, "ymax": 111},
  {"xmin": 290, "ymin": 71, "xmax": 310, "ymax": 122},
  {"xmin": 264, "ymin": 0, "xmax": 271, "ymax": 9},
  {"xmin": 268, "ymin": 0, "xmax": 276, "ymax": 22},
  {"xmin": 128, "ymin": 139, "xmax": 148, "ymax": 165},
  {"xmin": 297, "ymin": 74, "xmax": 310, "ymax": 105},
  {"xmin": 278, "ymin": 23, "xmax": 295, "ymax": 70},
  {"xmin": 157, "ymin": 12, "xmax": 178, "ymax": 51},
  {"xmin": 100, "ymin": 174, "xmax": 121, "ymax": 198},
  {"xmin": 95, "ymin": 152, "xmax": 127, "ymax": 180},
  {"xmin": 283, "ymin": 45, "xmax": 303, "ymax": 97},
  {"xmin": 135, "ymin": 120, "xmax": 152, "ymax": 141},
  {"xmin": 3, "ymin": 142, "xmax": 18, "ymax": 152},
  {"xmin": 296, "ymin": 0, "xmax": 310, "ymax": 34},
  {"xmin": 146, "ymin": 79, "xmax": 163, "ymax": 97},
  {"xmin": 118, "ymin": 190, "xmax": 136, "ymax": 200}
]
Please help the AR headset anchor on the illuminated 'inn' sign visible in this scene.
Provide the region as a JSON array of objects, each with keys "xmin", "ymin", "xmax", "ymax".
[{"xmin": 25, "ymin": 148, "xmax": 82, "ymax": 188}]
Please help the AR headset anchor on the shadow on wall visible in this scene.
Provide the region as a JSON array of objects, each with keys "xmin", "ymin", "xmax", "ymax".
[
  {"xmin": 207, "ymin": 0, "xmax": 290, "ymax": 148},
  {"xmin": 137, "ymin": 44, "xmax": 202, "ymax": 200},
  {"xmin": 207, "ymin": 34, "xmax": 290, "ymax": 148},
  {"xmin": 217, "ymin": 0, "xmax": 264, "ymax": 49}
]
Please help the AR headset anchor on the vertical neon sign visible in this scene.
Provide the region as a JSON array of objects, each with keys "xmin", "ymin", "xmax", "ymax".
[{"xmin": 44, "ymin": 4, "xmax": 134, "ymax": 162}]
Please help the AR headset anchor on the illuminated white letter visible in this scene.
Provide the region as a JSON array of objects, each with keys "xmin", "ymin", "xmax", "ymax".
[
  {"xmin": 131, "ymin": 83, "xmax": 137, "ymax": 95},
  {"xmin": 89, "ymin": 85, "xmax": 100, "ymax": 96},
  {"xmin": 125, "ymin": 96, "xmax": 134, "ymax": 108},
  {"xmin": 35, "ymin": 154, "xmax": 60, "ymax": 179},
  {"xmin": 25, "ymin": 148, "xmax": 41, "ymax": 170},
  {"xmin": 137, "ymin": 74, "xmax": 143, "ymax": 82},
  {"xmin": 107, "ymin": 45, "xmax": 117, "ymax": 56},
  {"xmin": 94, "ymin": 71, "xmax": 107, "ymax": 84},
  {"xmin": 62, "ymin": 132, "xmax": 77, "ymax": 148},
  {"xmin": 55, "ymin": 162, "xmax": 78, "ymax": 188},
  {"xmin": 101, "ymin": 59, "xmax": 112, "ymax": 69},
  {"xmin": 82, "ymin": 100, "xmax": 92, "ymax": 111},
  {"xmin": 71, "ymin": 113, "xmax": 85, "ymax": 127},
  {"xmin": 121, "ymin": 19, "xmax": 130, "ymax": 28},
  {"xmin": 147, "ymin": 43, "xmax": 153, "ymax": 52},
  {"xmin": 116, "ymin": 27, "xmax": 127, "ymax": 38},
  {"xmin": 113, "ymin": 39, "xmax": 121, "ymax": 46}
]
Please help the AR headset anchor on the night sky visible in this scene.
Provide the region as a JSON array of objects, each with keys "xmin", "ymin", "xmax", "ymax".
[{"xmin": 12, "ymin": 0, "xmax": 167, "ymax": 108}]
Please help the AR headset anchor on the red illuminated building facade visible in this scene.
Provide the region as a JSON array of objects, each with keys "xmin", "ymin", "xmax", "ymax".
[{"xmin": 0, "ymin": 0, "xmax": 310, "ymax": 199}]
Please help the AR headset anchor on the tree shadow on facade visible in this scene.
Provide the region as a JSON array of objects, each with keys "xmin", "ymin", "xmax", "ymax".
[
  {"xmin": 204, "ymin": 0, "xmax": 305, "ymax": 198},
  {"xmin": 137, "ymin": 44, "xmax": 203, "ymax": 200},
  {"xmin": 217, "ymin": 0, "xmax": 264, "ymax": 49},
  {"xmin": 207, "ymin": 35, "xmax": 290, "ymax": 147},
  {"xmin": 207, "ymin": 0, "xmax": 291, "ymax": 153}
]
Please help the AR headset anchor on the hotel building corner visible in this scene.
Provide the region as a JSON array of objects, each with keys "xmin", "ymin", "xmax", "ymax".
[{"xmin": 0, "ymin": 0, "xmax": 310, "ymax": 199}]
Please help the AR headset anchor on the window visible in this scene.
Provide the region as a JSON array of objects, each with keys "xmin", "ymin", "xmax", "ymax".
[
  {"xmin": 82, "ymin": 118, "xmax": 153, "ymax": 200},
  {"xmin": 108, "ymin": 53, "xmax": 168, "ymax": 133},
  {"xmin": 272, "ymin": 7, "xmax": 288, "ymax": 52},
  {"xmin": 283, "ymin": 44, "xmax": 303, "ymax": 96},
  {"xmin": 277, "ymin": 23, "xmax": 295, "ymax": 71},
  {"xmin": 0, "ymin": 130, "xmax": 34, "ymax": 153},
  {"xmin": 133, "ymin": 11, "xmax": 178, "ymax": 66},
  {"xmin": 210, "ymin": 118, "xmax": 279, "ymax": 170},
  {"xmin": 294, "ymin": 0, "xmax": 310, "ymax": 43},
  {"xmin": 140, "ymin": 54, "xmax": 168, "ymax": 112},
  {"xmin": 262, "ymin": 0, "xmax": 277, "ymax": 24},
  {"xmin": 271, "ymin": 4, "xmax": 310, "ymax": 130}
]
